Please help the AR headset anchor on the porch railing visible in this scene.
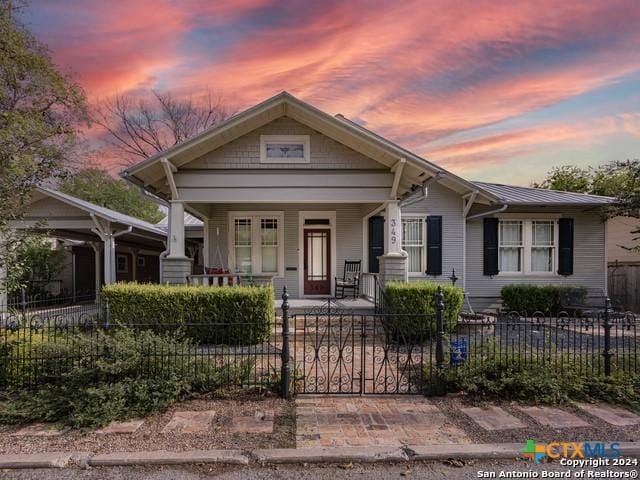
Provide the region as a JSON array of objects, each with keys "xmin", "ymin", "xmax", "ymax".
[
  {"xmin": 187, "ymin": 273, "xmax": 275, "ymax": 287},
  {"xmin": 360, "ymin": 272, "xmax": 378, "ymax": 301}
]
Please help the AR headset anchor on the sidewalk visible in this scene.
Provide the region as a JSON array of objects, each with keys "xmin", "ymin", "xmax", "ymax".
[{"xmin": 1, "ymin": 395, "xmax": 639, "ymax": 468}]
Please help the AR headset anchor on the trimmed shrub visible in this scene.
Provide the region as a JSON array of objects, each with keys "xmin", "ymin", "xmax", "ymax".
[
  {"xmin": 501, "ymin": 284, "xmax": 587, "ymax": 314},
  {"xmin": 102, "ymin": 283, "xmax": 274, "ymax": 345},
  {"xmin": 384, "ymin": 281, "xmax": 463, "ymax": 340}
]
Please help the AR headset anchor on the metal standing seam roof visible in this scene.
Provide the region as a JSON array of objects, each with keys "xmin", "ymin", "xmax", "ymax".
[
  {"xmin": 156, "ymin": 212, "xmax": 204, "ymax": 229},
  {"xmin": 472, "ymin": 182, "xmax": 615, "ymax": 206},
  {"xmin": 37, "ymin": 187, "xmax": 167, "ymax": 236}
]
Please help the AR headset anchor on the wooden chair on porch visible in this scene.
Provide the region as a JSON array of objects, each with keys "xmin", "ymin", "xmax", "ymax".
[{"xmin": 335, "ymin": 260, "xmax": 361, "ymax": 299}]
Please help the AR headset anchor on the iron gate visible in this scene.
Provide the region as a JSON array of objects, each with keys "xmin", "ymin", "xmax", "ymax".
[{"xmin": 289, "ymin": 311, "xmax": 439, "ymax": 395}]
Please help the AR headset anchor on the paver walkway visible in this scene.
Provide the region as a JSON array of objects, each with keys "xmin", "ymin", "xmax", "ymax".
[
  {"xmin": 295, "ymin": 396, "xmax": 470, "ymax": 448},
  {"xmin": 461, "ymin": 406, "xmax": 526, "ymax": 431}
]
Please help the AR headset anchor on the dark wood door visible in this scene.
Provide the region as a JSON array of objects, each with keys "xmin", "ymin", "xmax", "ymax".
[{"xmin": 303, "ymin": 229, "xmax": 331, "ymax": 295}]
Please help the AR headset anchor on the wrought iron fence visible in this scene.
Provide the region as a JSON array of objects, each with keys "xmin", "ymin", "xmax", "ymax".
[
  {"xmin": 0, "ymin": 288, "xmax": 637, "ymax": 398},
  {"xmin": 0, "ymin": 297, "xmax": 281, "ymax": 392}
]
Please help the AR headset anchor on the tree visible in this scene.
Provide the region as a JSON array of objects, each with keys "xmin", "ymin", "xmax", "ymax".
[
  {"xmin": 531, "ymin": 165, "xmax": 591, "ymax": 193},
  {"xmin": 60, "ymin": 166, "xmax": 164, "ymax": 223},
  {"xmin": 13, "ymin": 235, "xmax": 66, "ymax": 296},
  {"xmin": 0, "ymin": 1, "xmax": 87, "ymax": 291},
  {"xmin": 534, "ymin": 160, "xmax": 640, "ymax": 252},
  {"xmin": 92, "ymin": 89, "xmax": 231, "ymax": 166}
]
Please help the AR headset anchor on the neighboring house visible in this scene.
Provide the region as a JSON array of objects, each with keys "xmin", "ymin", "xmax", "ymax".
[
  {"xmin": 3, "ymin": 187, "xmax": 167, "ymax": 304},
  {"xmin": 119, "ymin": 92, "xmax": 614, "ymax": 309}
]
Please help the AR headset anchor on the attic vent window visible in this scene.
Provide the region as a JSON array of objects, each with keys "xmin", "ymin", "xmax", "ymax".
[{"xmin": 260, "ymin": 135, "xmax": 310, "ymax": 163}]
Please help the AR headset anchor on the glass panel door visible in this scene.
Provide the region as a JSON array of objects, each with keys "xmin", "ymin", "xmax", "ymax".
[{"xmin": 303, "ymin": 229, "xmax": 330, "ymax": 295}]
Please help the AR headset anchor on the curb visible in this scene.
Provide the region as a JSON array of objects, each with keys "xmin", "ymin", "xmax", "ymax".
[
  {"xmin": 252, "ymin": 446, "xmax": 408, "ymax": 464},
  {"xmin": 1, "ymin": 442, "xmax": 638, "ymax": 469},
  {"xmin": 88, "ymin": 450, "xmax": 249, "ymax": 467}
]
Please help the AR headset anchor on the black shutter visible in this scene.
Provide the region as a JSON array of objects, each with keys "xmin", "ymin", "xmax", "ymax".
[
  {"xmin": 557, "ymin": 218, "xmax": 574, "ymax": 276},
  {"xmin": 368, "ymin": 216, "xmax": 385, "ymax": 273},
  {"xmin": 483, "ymin": 218, "xmax": 499, "ymax": 276},
  {"xmin": 426, "ymin": 215, "xmax": 442, "ymax": 275}
]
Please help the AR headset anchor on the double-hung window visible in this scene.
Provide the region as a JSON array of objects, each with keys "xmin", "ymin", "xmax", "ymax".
[
  {"xmin": 229, "ymin": 212, "xmax": 284, "ymax": 276},
  {"xmin": 498, "ymin": 220, "xmax": 523, "ymax": 272},
  {"xmin": 498, "ymin": 219, "xmax": 557, "ymax": 275},
  {"xmin": 401, "ymin": 217, "xmax": 425, "ymax": 274}
]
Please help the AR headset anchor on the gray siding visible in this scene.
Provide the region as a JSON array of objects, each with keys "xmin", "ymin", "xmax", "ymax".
[
  {"xmin": 401, "ymin": 183, "xmax": 465, "ymax": 286},
  {"xmin": 206, "ymin": 203, "xmax": 377, "ymax": 298},
  {"xmin": 186, "ymin": 117, "xmax": 385, "ymax": 170},
  {"xmin": 465, "ymin": 207, "xmax": 607, "ymax": 310}
]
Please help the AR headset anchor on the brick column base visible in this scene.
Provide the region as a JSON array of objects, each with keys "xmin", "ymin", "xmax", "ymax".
[
  {"xmin": 379, "ymin": 254, "xmax": 408, "ymax": 285},
  {"xmin": 161, "ymin": 257, "xmax": 193, "ymax": 285}
]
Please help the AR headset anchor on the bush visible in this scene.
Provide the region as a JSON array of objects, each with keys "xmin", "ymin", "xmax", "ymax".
[
  {"xmin": 501, "ymin": 284, "xmax": 587, "ymax": 314},
  {"xmin": 383, "ymin": 281, "xmax": 463, "ymax": 340},
  {"xmin": 102, "ymin": 283, "xmax": 274, "ymax": 345},
  {"xmin": 0, "ymin": 328, "xmax": 254, "ymax": 427},
  {"xmin": 444, "ymin": 342, "xmax": 640, "ymax": 410}
]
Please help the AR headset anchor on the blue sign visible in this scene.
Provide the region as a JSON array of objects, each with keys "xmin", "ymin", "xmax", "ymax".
[{"xmin": 450, "ymin": 338, "xmax": 467, "ymax": 366}]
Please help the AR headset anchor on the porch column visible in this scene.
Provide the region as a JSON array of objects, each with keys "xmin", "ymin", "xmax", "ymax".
[
  {"xmin": 129, "ymin": 248, "xmax": 138, "ymax": 281},
  {"xmin": 379, "ymin": 200, "xmax": 408, "ymax": 284},
  {"xmin": 162, "ymin": 200, "xmax": 192, "ymax": 284},
  {"xmin": 168, "ymin": 200, "xmax": 186, "ymax": 258},
  {"xmin": 91, "ymin": 242, "xmax": 102, "ymax": 298},
  {"xmin": 103, "ymin": 234, "xmax": 116, "ymax": 285},
  {"xmin": 202, "ymin": 217, "xmax": 210, "ymax": 268}
]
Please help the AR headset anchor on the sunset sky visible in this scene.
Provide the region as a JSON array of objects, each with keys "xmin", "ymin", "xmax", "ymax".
[{"xmin": 22, "ymin": 0, "xmax": 640, "ymax": 185}]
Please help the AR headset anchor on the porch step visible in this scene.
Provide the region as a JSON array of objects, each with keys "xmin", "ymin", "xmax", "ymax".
[{"xmin": 274, "ymin": 298, "xmax": 376, "ymax": 315}]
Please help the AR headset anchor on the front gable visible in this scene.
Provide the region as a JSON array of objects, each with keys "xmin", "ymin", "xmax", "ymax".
[{"xmin": 186, "ymin": 117, "xmax": 386, "ymax": 171}]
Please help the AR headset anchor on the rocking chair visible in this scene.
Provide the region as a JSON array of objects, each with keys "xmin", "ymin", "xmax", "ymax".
[{"xmin": 334, "ymin": 260, "xmax": 361, "ymax": 299}]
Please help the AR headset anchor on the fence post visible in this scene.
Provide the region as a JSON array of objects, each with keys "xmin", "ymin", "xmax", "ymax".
[
  {"xmin": 280, "ymin": 286, "xmax": 290, "ymax": 398},
  {"xmin": 435, "ymin": 286, "xmax": 446, "ymax": 395},
  {"xmin": 20, "ymin": 287, "xmax": 27, "ymax": 315},
  {"xmin": 602, "ymin": 296, "xmax": 612, "ymax": 376}
]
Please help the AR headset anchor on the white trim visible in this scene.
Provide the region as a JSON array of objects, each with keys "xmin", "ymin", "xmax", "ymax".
[
  {"xmin": 227, "ymin": 211, "xmax": 285, "ymax": 277},
  {"xmin": 260, "ymin": 135, "xmax": 310, "ymax": 164},
  {"xmin": 298, "ymin": 211, "xmax": 337, "ymax": 297},
  {"xmin": 390, "ymin": 158, "xmax": 405, "ymax": 199}
]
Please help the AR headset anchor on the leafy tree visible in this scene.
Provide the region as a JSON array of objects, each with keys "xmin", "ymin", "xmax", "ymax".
[
  {"xmin": 531, "ymin": 165, "xmax": 591, "ymax": 193},
  {"xmin": 0, "ymin": 1, "xmax": 87, "ymax": 291},
  {"xmin": 92, "ymin": 89, "xmax": 231, "ymax": 166},
  {"xmin": 60, "ymin": 167, "xmax": 164, "ymax": 223},
  {"xmin": 13, "ymin": 235, "xmax": 66, "ymax": 296},
  {"xmin": 534, "ymin": 160, "xmax": 640, "ymax": 251}
]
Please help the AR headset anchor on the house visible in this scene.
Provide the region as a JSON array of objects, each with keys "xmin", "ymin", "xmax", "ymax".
[
  {"xmin": 3, "ymin": 187, "xmax": 168, "ymax": 304},
  {"xmin": 118, "ymin": 92, "xmax": 613, "ymax": 309},
  {"xmin": 606, "ymin": 216, "xmax": 640, "ymax": 312}
]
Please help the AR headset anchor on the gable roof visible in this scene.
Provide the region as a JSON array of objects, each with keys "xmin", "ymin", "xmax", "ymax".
[
  {"xmin": 473, "ymin": 182, "xmax": 615, "ymax": 206},
  {"xmin": 34, "ymin": 187, "xmax": 166, "ymax": 236},
  {"xmin": 122, "ymin": 91, "xmax": 499, "ymax": 204},
  {"xmin": 156, "ymin": 212, "xmax": 203, "ymax": 230}
]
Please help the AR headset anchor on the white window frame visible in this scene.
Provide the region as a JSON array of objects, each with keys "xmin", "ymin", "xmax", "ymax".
[
  {"xmin": 228, "ymin": 211, "xmax": 285, "ymax": 277},
  {"xmin": 497, "ymin": 215, "xmax": 560, "ymax": 276},
  {"xmin": 260, "ymin": 135, "xmax": 310, "ymax": 163},
  {"xmin": 401, "ymin": 214, "xmax": 427, "ymax": 276}
]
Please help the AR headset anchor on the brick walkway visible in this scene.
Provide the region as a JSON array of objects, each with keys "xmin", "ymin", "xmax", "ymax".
[{"xmin": 295, "ymin": 396, "xmax": 470, "ymax": 447}]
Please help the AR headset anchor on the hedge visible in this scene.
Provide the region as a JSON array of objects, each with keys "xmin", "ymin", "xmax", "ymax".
[
  {"xmin": 102, "ymin": 283, "xmax": 274, "ymax": 345},
  {"xmin": 383, "ymin": 281, "xmax": 464, "ymax": 340},
  {"xmin": 501, "ymin": 284, "xmax": 587, "ymax": 314}
]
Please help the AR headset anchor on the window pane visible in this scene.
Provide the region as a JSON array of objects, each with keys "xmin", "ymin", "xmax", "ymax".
[
  {"xmin": 531, "ymin": 248, "xmax": 553, "ymax": 272},
  {"xmin": 532, "ymin": 221, "xmax": 554, "ymax": 246},
  {"xmin": 266, "ymin": 143, "xmax": 304, "ymax": 159},
  {"xmin": 405, "ymin": 246, "xmax": 423, "ymax": 273},
  {"xmin": 402, "ymin": 218, "xmax": 423, "ymax": 247},
  {"xmin": 499, "ymin": 247, "xmax": 522, "ymax": 272},
  {"xmin": 307, "ymin": 232, "xmax": 327, "ymax": 280},
  {"xmin": 234, "ymin": 219, "xmax": 251, "ymax": 245},
  {"xmin": 261, "ymin": 218, "xmax": 278, "ymax": 246},
  {"xmin": 261, "ymin": 246, "xmax": 277, "ymax": 273},
  {"xmin": 235, "ymin": 247, "xmax": 252, "ymax": 273},
  {"xmin": 499, "ymin": 221, "xmax": 522, "ymax": 246}
]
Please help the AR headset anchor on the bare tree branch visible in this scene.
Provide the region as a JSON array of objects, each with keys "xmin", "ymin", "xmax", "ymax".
[{"xmin": 91, "ymin": 88, "xmax": 232, "ymax": 165}]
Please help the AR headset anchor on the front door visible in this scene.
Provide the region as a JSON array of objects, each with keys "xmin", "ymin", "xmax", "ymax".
[{"xmin": 303, "ymin": 229, "xmax": 331, "ymax": 295}]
